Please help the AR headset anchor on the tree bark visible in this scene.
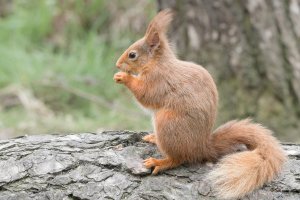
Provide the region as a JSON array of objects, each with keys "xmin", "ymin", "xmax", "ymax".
[
  {"xmin": 0, "ymin": 0, "xmax": 13, "ymax": 17},
  {"xmin": 157, "ymin": 0, "xmax": 300, "ymax": 141},
  {"xmin": 0, "ymin": 131, "xmax": 299, "ymax": 200}
]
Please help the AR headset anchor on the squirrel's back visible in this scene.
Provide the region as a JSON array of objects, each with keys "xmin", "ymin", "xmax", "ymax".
[{"xmin": 146, "ymin": 59, "xmax": 218, "ymax": 114}]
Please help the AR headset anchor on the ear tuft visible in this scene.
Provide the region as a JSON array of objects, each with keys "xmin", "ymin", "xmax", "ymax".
[
  {"xmin": 144, "ymin": 9, "xmax": 174, "ymax": 51},
  {"xmin": 145, "ymin": 9, "xmax": 174, "ymax": 36}
]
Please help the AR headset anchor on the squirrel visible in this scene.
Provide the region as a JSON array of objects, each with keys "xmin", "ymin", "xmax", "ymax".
[{"xmin": 113, "ymin": 9, "xmax": 286, "ymax": 199}]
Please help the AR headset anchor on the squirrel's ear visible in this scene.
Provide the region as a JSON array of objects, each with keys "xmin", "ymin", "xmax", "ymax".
[
  {"xmin": 144, "ymin": 9, "xmax": 174, "ymax": 52},
  {"xmin": 144, "ymin": 9, "xmax": 173, "ymax": 52},
  {"xmin": 145, "ymin": 31, "xmax": 160, "ymax": 52}
]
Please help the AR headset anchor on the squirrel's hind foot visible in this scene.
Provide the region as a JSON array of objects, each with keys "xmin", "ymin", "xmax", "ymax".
[{"xmin": 143, "ymin": 157, "xmax": 182, "ymax": 175}]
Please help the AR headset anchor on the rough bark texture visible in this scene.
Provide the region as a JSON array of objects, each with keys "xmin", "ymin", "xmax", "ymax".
[
  {"xmin": 0, "ymin": 131, "xmax": 299, "ymax": 200},
  {"xmin": 157, "ymin": 0, "xmax": 300, "ymax": 141}
]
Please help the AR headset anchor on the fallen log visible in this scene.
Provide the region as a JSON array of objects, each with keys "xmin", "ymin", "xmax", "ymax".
[{"xmin": 0, "ymin": 131, "xmax": 299, "ymax": 200}]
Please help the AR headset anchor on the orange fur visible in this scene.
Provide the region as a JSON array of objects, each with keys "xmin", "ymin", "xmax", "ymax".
[
  {"xmin": 114, "ymin": 9, "xmax": 287, "ymax": 199},
  {"xmin": 144, "ymin": 157, "xmax": 182, "ymax": 175},
  {"xmin": 142, "ymin": 133, "xmax": 156, "ymax": 144},
  {"xmin": 209, "ymin": 119, "xmax": 286, "ymax": 199}
]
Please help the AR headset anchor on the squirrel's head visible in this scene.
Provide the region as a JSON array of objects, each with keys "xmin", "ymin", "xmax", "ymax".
[{"xmin": 116, "ymin": 9, "xmax": 174, "ymax": 74}]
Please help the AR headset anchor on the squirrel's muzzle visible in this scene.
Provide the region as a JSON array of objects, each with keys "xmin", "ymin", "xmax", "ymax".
[
  {"xmin": 116, "ymin": 57, "xmax": 123, "ymax": 69},
  {"xmin": 116, "ymin": 60, "xmax": 128, "ymax": 71}
]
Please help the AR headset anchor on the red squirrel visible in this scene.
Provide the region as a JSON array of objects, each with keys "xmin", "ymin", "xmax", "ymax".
[{"xmin": 113, "ymin": 9, "xmax": 286, "ymax": 199}]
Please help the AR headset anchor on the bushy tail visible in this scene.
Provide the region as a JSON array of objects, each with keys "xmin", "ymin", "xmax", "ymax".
[{"xmin": 208, "ymin": 119, "xmax": 286, "ymax": 199}]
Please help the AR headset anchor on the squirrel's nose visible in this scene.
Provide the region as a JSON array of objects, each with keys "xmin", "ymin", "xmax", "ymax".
[
  {"xmin": 116, "ymin": 57, "xmax": 123, "ymax": 69},
  {"xmin": 115, "ymin": 61, "xmax": 121, "ymax": 69},
  {"xmin": 116, "ymin": 61, "xmax": 128, "ymax": 70}
]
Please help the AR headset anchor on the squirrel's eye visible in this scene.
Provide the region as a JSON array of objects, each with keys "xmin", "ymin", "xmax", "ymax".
[{"xmin": 128, "ymin": 51, "xmax": 137, "ymax": 60}]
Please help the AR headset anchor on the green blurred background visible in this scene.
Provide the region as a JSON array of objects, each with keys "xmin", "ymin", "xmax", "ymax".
[
  {"xmin": 0, "ymin": 0, "xmax": 155, "ymax": 139},
  {"xmin": 0, "ymin": 0, "xmax": 299, "ymax": 142}
]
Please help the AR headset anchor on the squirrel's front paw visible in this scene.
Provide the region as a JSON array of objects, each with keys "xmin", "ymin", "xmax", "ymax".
[{"xmin": 114, "ymin": 72, "xmax": 129, "ymax": 84}]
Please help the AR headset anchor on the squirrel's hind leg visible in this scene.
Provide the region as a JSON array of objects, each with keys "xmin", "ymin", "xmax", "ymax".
[
  {"xmin": 142, "ymin": 133, "xmax": 156, "ymax": 144},
  {"xmin": 143, "ymin": 157, "xmax": 182, "ymax": 175}
]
